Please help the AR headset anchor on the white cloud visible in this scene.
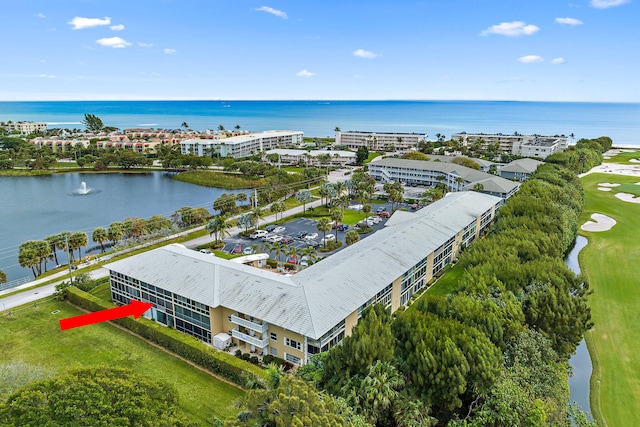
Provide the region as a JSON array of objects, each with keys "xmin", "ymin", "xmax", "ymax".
[
  {"xmin": 555, "ymin": 17, "xmax": 583, "ymax": 25},
  {"xmin": 517, "ymin": 55, "xmax": 544, "ymax": 63},
  {"xmin": 68, "ymin": 16, "xmax": 111, "ymax": 30},
  {"xmin": 353, "ymin": 49, "xmax": 380, "ymax": 59},
  {"xmin": 34, "ymin": 74, "xmax": 56, "ymax": 79},
  {"xmin": 35, "ymin": 13, "xmax": 46, "ymax": 18},
  {"xmin": 96, "ymin": 37, "xmax": 131, "ymax": 48},
  {"xmin": 481, "ymin": 21, "xmax": 540, "ymax": 37},
  {"xmin": 296, "ymin": 70, "xmax": 316, "ymax": 77},
  {"xmin": 163, "ymin": 48, "xmax": 176, "ymax": 54},
  {"xmin": 551, "ymin": 57, "xmax": 566, "ymax": 64},
  {"xmin": 591, "ymin": 0, "xmax": 630, "ymax": 8},
  {"xmin": 256, "ymin": 6, "xmax": 288, "ymax": 19},
  {"xmin": 138, "ymin": 42, "xmax": 153, "ymax": 48},
  {"xmin": 110, "ymin": 24, "xmax": 125, "ymax": 31}
]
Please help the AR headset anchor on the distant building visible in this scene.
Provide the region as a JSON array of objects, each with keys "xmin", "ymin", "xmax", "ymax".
[
  {"xmin": 498, "ymin": 158, "xmax": 544, "ymax": 181},
  {"xmin": 264, "ymin": 149, "xmax": 356, "ymax": 167},
  {"xmin": 181, "ymin": 130, "xmax": 304, "ymax": 159},
  {"xmin": 29, "ymin": 137, "xmax": 90, "ymax": 152},
  {"xmin": 369, "ymin": 157, "xmax": 519, "ymax": 199},
  {"xmin": 410, "ymin": 153, "xmax": 496, "ymax": 172},
  {"xmin": 4, "ymin": 121, "xmax": 48, "ymax": 134},
  {"xmin": 451, "ymin": 132, "xmax": 567, "ymax": 159},
  {"xmin": 335, "ymin": 131, "xmax": 427, "ymax": 151},
  {"xmin": 106, "ymin": 191, "xmax": 502, "ymax": 365}
]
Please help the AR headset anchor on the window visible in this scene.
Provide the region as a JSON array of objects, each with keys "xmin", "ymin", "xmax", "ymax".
[
  {"xmin": 285, "ymin": 353, "xmax": 301, "ymax": 365},
  {"xmin": 270, "ymin": 347, "xmax": 278, "ymax": 356},
  {"xmin": 270, "ymin": 332, "xmax": 277, "ymax": 341},
  {"xmin": 285, "ymin": 337, "xmax": 302, "ymax": 351}
]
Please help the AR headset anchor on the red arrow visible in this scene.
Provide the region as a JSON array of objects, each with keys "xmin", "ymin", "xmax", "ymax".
[{"xmin": 60, "ymin": 300, "xmax": 153, "ymax": 331}]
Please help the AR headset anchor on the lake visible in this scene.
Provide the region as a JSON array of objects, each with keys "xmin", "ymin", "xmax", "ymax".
[{"xmin": 0, "ymin": 172, "xmax": 248, "ymax": 283}]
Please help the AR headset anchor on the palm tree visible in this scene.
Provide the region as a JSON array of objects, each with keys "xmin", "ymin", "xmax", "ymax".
[
  {"xmin": 55, "ymin": 231, "xmax": 71, "ymax": 264},
  {"xmin": 331, "ymin": 209, "xmax": 343, "ymax": 239},
  {"xmin": 251, "ymin": 206, "xmax": 263, "ymax": 230},
  {"xmin": 236, "ymin": 192, "xmax": 248, "ymax": 206},
  {"xmin": 69, "ymin": 231, "xmax": 88, "ymax": 261},
  {"xmin": 181, "ymin": 122, "xmax": 189, "ymax": 130},
  {"xmin": 333, "ymin": 181, "xmax": 346, "ymax": 199},
  {"xmin": 92, "ymin": 227, "xmax": 108, "ymax": 252},
  {"xmin": 270, "ymin": 201, "xmax": 286, "ymax": 222},
  {"xmin": 301, "ymin": 246, "xmax": 318, "ymax": 265},
  {"xmin": 272, "ymin": 242, "xmax": 284, "ymax": 263},
  {"xmin": 284, "ymin": 245, "xmax": 299, "ymax": 265},
  {"xmin": 345, "ymin": 230, "xmax": 360, "ymax": 245},
  {"xmin": 358, "ymin": 361, "xmax": 405, "ymax": 425},
  {"xmin": 316, "ymin": 217, "xmax": 332, "ymax": 248},
  {"xmin": 205, "ymin": 215, "xmax": 231, "ymax": 244},
  {"xmin": 44, "ymin": 234, "xmax": 60, "ymax": 265}
]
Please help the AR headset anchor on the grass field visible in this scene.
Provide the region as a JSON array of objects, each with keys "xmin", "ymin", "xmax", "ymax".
[
  {"xmin": 0, "ymin": 299, "xmax": 244, "ymax": 425},
  {"xmin": 174, "ymin": 170, "xmax": 263, "ymax": 189},
  {"xmin": 579, "ymin": 172, "xmax": 640, "ymax": 426},
  {"xmin": 604, "ymin": 150, "xmax": 640, "ymax": 164}
]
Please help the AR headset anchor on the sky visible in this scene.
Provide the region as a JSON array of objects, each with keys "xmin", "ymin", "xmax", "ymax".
[{"xmin": 1, "ymin": 0, "xmax": 638, "ymax": 102}]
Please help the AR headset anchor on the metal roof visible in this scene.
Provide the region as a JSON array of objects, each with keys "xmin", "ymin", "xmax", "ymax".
[
  {"xmin": 499, "ymin": 158, "xmax": 544, "ymax": 174},
  {"xmin": 106, "ymin": 192, "xmax": 502, "ymax": 340}
]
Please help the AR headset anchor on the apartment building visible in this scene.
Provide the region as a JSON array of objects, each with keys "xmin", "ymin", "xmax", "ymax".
[
  {"xmin": 180, "ymin": 130, "xmax": 304, "ymax": 159},
  {"xmin": 498, "ymin": 158, "xmax": 544, "ymax": 181},
  {"xmin": 264, "ymin": 149, "xmax": 356, "ymax": 167},
  {"xmin": 3, "ymin": 121, "xmax": 48, "ymax": 134},
  {"xmin": 335, "ymin": 131, "xmax": 427, "ymax": 151},
  {"xmin": 451, "ymin": 132, "xmax": 568, "ymax": 158},
  {"xmin": 369, "ymin": 158, "xmax": 520, "ymax": 199},
  {"xmin": 106, "ymin": 191, "xmax": 502, "ymax": 365}
]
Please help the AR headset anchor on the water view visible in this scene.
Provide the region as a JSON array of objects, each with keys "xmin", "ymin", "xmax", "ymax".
[{"xmin": 0, "ymin": 173, "xmax": 247, "ymax": 283}]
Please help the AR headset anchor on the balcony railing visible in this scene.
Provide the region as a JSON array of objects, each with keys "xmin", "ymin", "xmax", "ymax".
[
  {"xmin": 231, "ymin": 328, "xmax": 269, "ymax": 349},
  {"xmin": 230, "ymin": 314, "xmax": 268, "ymax": 334}
]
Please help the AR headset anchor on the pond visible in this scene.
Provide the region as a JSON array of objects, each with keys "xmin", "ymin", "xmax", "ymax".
[{"xmin": 0, "ymin": 172, "xmax": 249, "ymax": 283}]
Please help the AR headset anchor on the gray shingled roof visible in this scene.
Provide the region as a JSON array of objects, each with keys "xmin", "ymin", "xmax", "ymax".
[
  {"xmin": 500, "ymin": 158, "xmax": 544, "ymax": 174},
  {"xmin": 106, "ymin": 191, "xmax": 502, "ymax": 340}
]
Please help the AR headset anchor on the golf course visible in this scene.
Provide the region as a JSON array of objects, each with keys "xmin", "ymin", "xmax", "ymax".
[{"xmin": 579, "ymin": 153, "xmax": 640, "ymax": 426}]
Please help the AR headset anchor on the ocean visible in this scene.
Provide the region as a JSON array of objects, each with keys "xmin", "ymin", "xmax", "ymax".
[{"xmin": 0, "ymin": 100, "xmax": 638, "ymax": 147}]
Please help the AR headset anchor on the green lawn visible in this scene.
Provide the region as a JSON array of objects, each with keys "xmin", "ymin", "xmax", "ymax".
[
  {"xmin": 0, "ymin": 299, "xmax": 244, "ymax": 425},
  {"xmin": 579, "ymin": 172, "xmax": 640, "ymax": 427},
  {"xmin": 603, "ymin": 149, "xmax": 640, "ymax": 164}
]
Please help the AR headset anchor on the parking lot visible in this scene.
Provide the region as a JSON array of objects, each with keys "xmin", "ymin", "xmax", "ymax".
[{"xmin": 221, "ymin": 202, "xmax": 394, "ymax": 259}]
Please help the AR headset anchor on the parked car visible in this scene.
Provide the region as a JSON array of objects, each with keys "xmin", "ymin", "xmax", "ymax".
[
  {"xmin": 286, "ymin": 255, "xmax": 298, "ymax": 264},
  {"xmin": 305, "ymin": 232, "xmax": 319, "ymax": 241},
  {"xmin": 272, "ymin": 226, "xmax": 286, "ymax": 234},
  {"xmin": 377, "ymin": 211, "xmax": 390, "ymax": 218},
  {"xmin": 320, "ymin": 234, "xmax": 336, "ymax": 245},
  {"xmin": 199, "ymin": 249, "xmax": 212, "ymax": 254},
  {"xmin": 261, "ymin": 233, "xmax": 273, "ymax": 241},
  {"xmin": 243, "ymin": 247, "xmax": 255, "ymax": 255},
  {"xmin": 337, "ymin": 224, "xmax": 349, "ymax": 232},
  {"xmin": 299, "ymin": 256, "xmax": 309, "ymax": 267},
  {"xmin": 295, "ymin": 231, "xmax": 308, "ymax": 239},
  {"xmin": 411, "ymin": 204, "xmax": 419, "ymax": 210},
  {"xmin": 250, "ymin": 230, "xmax": 268, "ymax": 239},
  {"xmin": 281, "ymin": 235, "xmax": 294, "ymax": 244},
  {"xmin": 265, "ymin": 224, "xmax": 277, "ymax": 232},
  {"xmin": 232, "ymin": 243, "xmax": 243, "ymax": 254},
  {"xmin": 371, "ymin": 216, "xmax": 382, "ymax": 224},
  {"xmin": 376, "ymin": 207, "xmax": 387, "ymax": 213},
  {"xmin": 306, "ymin": 240, "xmax": 320, "ymax": 249}
]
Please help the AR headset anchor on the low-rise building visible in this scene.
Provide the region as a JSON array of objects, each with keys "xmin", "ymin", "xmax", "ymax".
[
  {"xmin": 181, "ymin": 130, "xmax": 304, "ymax": 159},
  {"xmin": 451, "ymin": 132, "xmax": 567, "ymax": 158},
  {"xmin": 264, "ymin": 149, "xmax": 356, "ymax": 166},
  {"xmin": 498, "ymin": 158, "xmax": 544, "ymax": 181},
  {"xmin": 369, "ymin": 158, "xmax": 519, "ymax": 199},
  {"xmin": 336, "ymin": 131, "xmax": 427, "ymax": 151},
  {"xmin": 106, "ymin": 191, "xmax": 502, "ymax": 365},
  {"xmin": 3, "ymin": 121, "xmax": 48, "ymax": 134}
]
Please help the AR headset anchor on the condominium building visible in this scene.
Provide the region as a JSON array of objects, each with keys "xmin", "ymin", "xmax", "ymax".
[
  {"xmin": 451, "ymin": 132, "xmax": 568, "ymax": 158},
  {"xmin": 369, "ymin": 158, "xmax": 520, "ymax": 199},
  {"xmin": 180, "ymin": 131, "xmax": 304, "ymax": 159},
  {"xmin": 106, "ymin": 191, "xmax": 502, "ymax": 365},
  {"xmin": 29, "ymin": 137, "xmax": 91, "ymax": 152},
  {"xmin": 3, "ymin": 121, "xmax": 48, "ymax": 134},
  {"xmin": 264, "ymin": 149, "xmax": 356, "ymax": 167},
  {"xmin": 335, "ymin": 131, "xmax": 427, "ymax": 151},
  {"xmin": 498, "ymin": 158, "xmax": 544, "ymax": 181}
]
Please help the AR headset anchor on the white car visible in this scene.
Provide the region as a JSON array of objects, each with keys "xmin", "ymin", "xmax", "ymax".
[
  {"xmin": 305, "ymin": 232, "xmax": 319, "ymax": 240},
  {"xmin": 250, "ymin": 230, "xmax": 268, "ymax": 239},
  {"xmin": 320, "ymin": 234, "xmax": 336, "ymax": 245},
  {"xmin": 272, "ymin": 226, "xmax": 286, "ymax": 234},
  {"xmin": 268, "ymin": 235, "xmax": 283, "ymax": 243}
]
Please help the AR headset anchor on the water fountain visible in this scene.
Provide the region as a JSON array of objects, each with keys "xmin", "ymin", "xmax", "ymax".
[
  {"xmin": 71, "ymin": 181, "xmax": 99, "ymax": 196},
  {"xmin": 78, "ymin": 181, "xmax": 89, "ymax": 195}
]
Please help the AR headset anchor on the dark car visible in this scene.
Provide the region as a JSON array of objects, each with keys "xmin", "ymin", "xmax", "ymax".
[
  {"xmin": 295, "ymin": 231, "xmax": 308, "ymax": 239},
  {"xmin": 376, "ymin": 207, "xmax": 387, "ymax": 213},
  {"xmin": 306, "ymin": 240, "xmax": 320, "ymax": 249},
  {"xmin": 265, "ymin": 224, "xmax": 277, "ymax": 232},
  {"xmin": 281, "ymin": 235, "xmax": 294, "ymax": 244},
  {"xmin": 338, "ymin": 224, "xmax": 349, "ymax": 231}
]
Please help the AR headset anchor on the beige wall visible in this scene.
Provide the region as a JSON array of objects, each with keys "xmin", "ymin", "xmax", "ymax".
[
  {"xmin": 391, "ymin": 277, "xmax": 402, "ymax": 312},
  {"xmin": 344, "ymin": 310, "xmax": 359, "ymax": 337},
  {"xmin": 267, "ymin": 323, "xmax": 305, "ymax": 360}
]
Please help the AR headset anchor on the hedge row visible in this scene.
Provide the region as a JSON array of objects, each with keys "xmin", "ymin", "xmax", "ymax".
[{"xmin": 66, "ymin": 287, "xmax": 266, "ymax": 388}]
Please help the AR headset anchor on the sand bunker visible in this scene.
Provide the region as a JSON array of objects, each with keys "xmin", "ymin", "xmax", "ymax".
[
  {"xmin": 598, "ymin": 187, "xmax": 612, "ymax": 191},
  {"xmin": 615, "ymin": 193, "xmax": 640, "ymax": 204},
  {"xmin": 598, "ymin": 182, "xmax": 621, "ymax": 187},
  {"xmin": 630, "ymin": 159, "xmax": 640, "ymax": 163},
  {"xmin": 581, "ymin": 213, "xmax": 617, "ymax": 232}
]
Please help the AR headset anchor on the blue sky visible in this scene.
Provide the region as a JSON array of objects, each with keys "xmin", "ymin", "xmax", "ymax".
[{"xmin": 1, "ymin": 0, "xmax": 638, "ymax": 102}]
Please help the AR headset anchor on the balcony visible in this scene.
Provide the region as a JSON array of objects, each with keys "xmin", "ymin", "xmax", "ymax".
[
  {"xmin": 231, "ymin": 328, "xmax": 269, "ymax": 349},
  {"xmin": 230, "ymin": 314, "xmax": 268, "ymax": 334}
]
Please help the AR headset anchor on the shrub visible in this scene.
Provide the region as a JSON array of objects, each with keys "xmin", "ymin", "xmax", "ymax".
[{"xmin": 250, "ymin": 356, "xmax": 259, "ymax": 365}]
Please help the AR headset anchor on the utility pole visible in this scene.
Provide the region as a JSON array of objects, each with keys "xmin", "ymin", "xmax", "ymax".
[
  {"xmin": 254, "ymin": 189, "xmax": 258, "ymax": 208},
  {"xmin": 66, "ymin": 234, "xmax": 73, "ymax": 283}
]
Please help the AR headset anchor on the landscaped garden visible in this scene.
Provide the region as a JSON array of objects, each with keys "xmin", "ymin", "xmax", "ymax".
[
  {"xmin": 578, "ymin": 171, "xmax": 640, "ymax": 426},
  {"xmin": 0, "ymin": 299, "xmax": 244, "ymax": 425}
]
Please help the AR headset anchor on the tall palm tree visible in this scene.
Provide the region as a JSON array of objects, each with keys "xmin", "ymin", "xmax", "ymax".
[
  {"xmin": 69, "ymin": 231, "xmax": 88, "ymax": 261},
  {"xmin": 44, "ymin": 234, "xmax": 60, "ymax": 265},
  {"xmin": 331, "ymin": 209, "xmax": 343, "ymax": 239},
  {"xmin": 272, "ymin": 242, "xmax": 284, "ymax": 263},
  {"xmin": 55, "ymin": 231, "xmax": 71, "ymax": 264},
  {"xmin": 284, "ymin": 245, "xmax": 298, "ymax": 265},
  {"xmin": 301, "ymin": 246, "xmax": 318, "ymax": 265},
  {"xmin": 236, "ymin": 192, "xmax": 248, "ymax": 206},
  {"xmin": 316, "ymin": 217, "xmax": 332, "ymax": 248},
  {"xmin": 251, "ymin": 206, "xmax": 263, "ymax": 230},
  {"xmin": 92, "ymin": 227, "xmax": 108, "ymax": 253},
  {"xmin": 333, "ymin": 181, "xmax": 346, "ymax": 199}
]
